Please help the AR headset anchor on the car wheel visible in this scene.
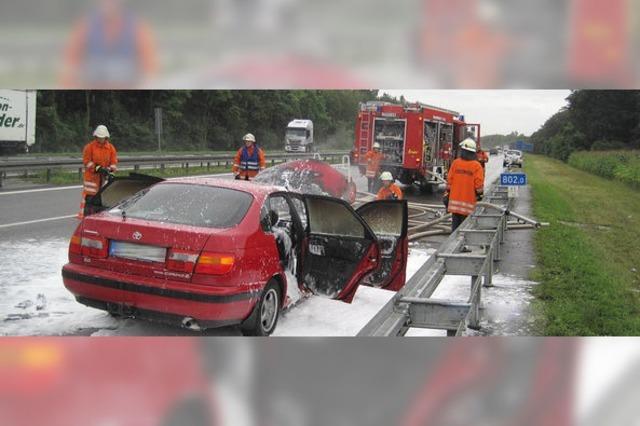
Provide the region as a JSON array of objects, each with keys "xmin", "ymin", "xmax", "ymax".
[{"xmin": 241, "ymin": 280, "xmax": 281, "ymax": 336}]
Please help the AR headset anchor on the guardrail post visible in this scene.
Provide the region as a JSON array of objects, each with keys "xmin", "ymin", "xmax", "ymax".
[
  {"xmin": 134, "ymin": 164, "xmax": 140, "ymax": 171},
  {"xmin": 46, "ymin": 168, "xmax": 51, "ymax": 183},
  {"xmin": 469, "ymin": 275, "xmax": 481, "ymax": 330},
  {"xmin": 160, "ymin": 163, "xmax": 165, "ymax": 171},
  {"xmin": 185, "ymin": 163, "xmax": 189, "ymax": 174},
  {"xmin": 484, "ymin": 252, "xmax": 493, "ymax": 287},
  {"xmin": 206, "ymin": 162, "xmax": 210, "ymax": 171}
]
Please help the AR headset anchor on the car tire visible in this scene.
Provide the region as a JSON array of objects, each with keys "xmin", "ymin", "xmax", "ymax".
[{"xmin": 241, "ymin": 280, "xmax": 282, "ymax": 336}]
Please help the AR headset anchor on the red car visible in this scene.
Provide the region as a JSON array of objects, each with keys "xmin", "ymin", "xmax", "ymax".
[{"xmin": 63, "ymin": 174, "xmax": 408, "ymax": 335}]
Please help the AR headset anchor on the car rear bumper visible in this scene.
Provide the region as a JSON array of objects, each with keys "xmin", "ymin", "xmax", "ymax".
[{"xmin": 62, "ymin": 263, "xmax": 260, "ymax": 327}]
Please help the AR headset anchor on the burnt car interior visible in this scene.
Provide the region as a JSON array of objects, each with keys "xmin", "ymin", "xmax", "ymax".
[
  {"xmin": 301, "ymin": 196, "xmax": 375, "ymax": 298},
  {"xmin": 356, "ymin": 201, "xmax": 408, "ymax": 288},
  {"xmin": 265, "ymin": 195, "xmax": 304, "ymax": 278}
]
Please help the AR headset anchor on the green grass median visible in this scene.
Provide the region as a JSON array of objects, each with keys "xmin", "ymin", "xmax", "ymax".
[{"xmin": 526, "ymin": 154, "xmax": 640, "ymax": 335}]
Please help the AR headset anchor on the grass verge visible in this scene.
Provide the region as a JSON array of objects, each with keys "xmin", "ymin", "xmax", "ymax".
[
  {"xmin": 568, "ymin": 150, "xmax": 640, "ymax": 189},
  {"xmin": 526, "ymin": 155, "xmax": 640, "ymax": 335}
]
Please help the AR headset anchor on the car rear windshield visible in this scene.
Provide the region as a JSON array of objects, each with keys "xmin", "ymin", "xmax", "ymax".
[{"xmin": 109, "ymin": 183, "xmax": 253, "ymax": 228}]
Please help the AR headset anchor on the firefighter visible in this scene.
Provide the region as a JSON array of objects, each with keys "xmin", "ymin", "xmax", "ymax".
[
  {"xmin": 376, "ymin": 171, "xmax": 403, "ymax": 201},
  {"xmin": 443, "ymin": 138, "xmax": 484, "ymax": 232},
  {"xmin": 477, "ymin": 148, "xmax": 489, "ymax": 169},
  {"xmin": 364, "ymin": 142, "xmax": 385, "ymax": 193},
  {"xmin": 232, "ymin": 133, "xmax": 266, "ymax": 180},
  {"xmin": 78, "ymin": 125, "xmax": 118, "ymax": 219}
]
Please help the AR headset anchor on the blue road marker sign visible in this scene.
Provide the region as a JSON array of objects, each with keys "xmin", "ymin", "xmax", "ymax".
[{"xmin": 500, "ymin": 173, "xmax": 527, "ymax": 186}]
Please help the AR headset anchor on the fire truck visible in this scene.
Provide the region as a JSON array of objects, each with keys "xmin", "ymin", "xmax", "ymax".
[{"xmin": 352, "ymin": 101, "xmax": 482, "ymax": 192}]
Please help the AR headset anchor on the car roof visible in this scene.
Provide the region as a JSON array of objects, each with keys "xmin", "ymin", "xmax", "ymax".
[{"xmin": 166, "ymin": 177, "xmax": 286, "ymax": 200}]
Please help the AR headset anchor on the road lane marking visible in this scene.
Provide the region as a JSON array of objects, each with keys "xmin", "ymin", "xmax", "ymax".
[
  {"xmin": 0, "ymin": 185, "xmax": 82, "ymax": 196},
  {"xmin": 0, "ymin": 215, "xmax": 77, "ymax": 229},
  {"xmin": 0, "ymin": 172, "xmax": 236, "ymax": 196}
]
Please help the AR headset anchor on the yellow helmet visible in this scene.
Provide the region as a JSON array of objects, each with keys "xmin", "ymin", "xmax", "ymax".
[
  {"xmin": 459, "ymin": 138, "xmax": 477, "ymax": 153},
  {"xmin": 380, "ymin": 171, "xmax": 394, "ymax": 181},
  {"xmin": 93, "ymin": 125, "xmax": 110, "ymax": 138}
]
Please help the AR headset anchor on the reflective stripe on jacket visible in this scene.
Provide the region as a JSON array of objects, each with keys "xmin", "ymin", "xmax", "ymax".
[
  {"xmin": 240, "ymin": 145, "xmax": 260, "ymax": 170},
  {"xmin": 365, "ymin": 150, "xmax": 384, "ymax": 178},
  {"xmin": 82, "ymin": 139, "xmax": 118, "ymax": 194},
  {"xmin": 446, "ymin": 158, "xmax": 484, "ymax": 216},
  {"xmin": 232, "ymin": 145, "xmax": 266, "ymax": 178}
]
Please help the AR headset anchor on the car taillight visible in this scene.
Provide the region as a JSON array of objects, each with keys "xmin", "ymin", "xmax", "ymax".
[
  {"xmin": 166, "ymin": 249, "xmax": 199, "ymax": 273},
  {"xmin": 195, "ymin": 252, "xmax": 235, "ymax": 275},
  {"xmin": 69, "ymin": 235, "xmax": 82, "ymax": 255},
  {"xmin": 81, "ymin": 236, "xmax": 108, "ymax": 258}
]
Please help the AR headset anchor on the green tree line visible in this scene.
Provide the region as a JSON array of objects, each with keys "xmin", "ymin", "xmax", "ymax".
[
  {"xmin": 531, "ymin": 90, "xmax": 640, "ymax": 161},
  {"xmin": 35, "ymin": 90, "xmax": 378, "ymax": 153}
]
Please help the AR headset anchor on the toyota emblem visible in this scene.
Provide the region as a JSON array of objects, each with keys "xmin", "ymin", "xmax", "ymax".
[{"xmin": 132, "ymin": 231, "xmax": 143, "ymax": 240}]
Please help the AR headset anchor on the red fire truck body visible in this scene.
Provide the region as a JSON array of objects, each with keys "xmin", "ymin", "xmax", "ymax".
[{"xmin": 352, "ymin": 101, "xmax": 481, "ymax": 191}]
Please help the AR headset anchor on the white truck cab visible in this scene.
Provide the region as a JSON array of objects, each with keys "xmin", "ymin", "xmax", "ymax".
[{"xmin": 285, "ymin": 119, "xmax": 314, "ymax": 152}]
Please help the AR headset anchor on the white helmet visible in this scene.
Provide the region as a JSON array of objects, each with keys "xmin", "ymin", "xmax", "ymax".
[
  {"xmin": 93, "ymin": 125, "xmax": 110, "ymax": 139},
  {"xmin": 460, "ymin": 138, "xmax": 477, "ymax": 153},
  {"xmin": 243, "ymin": 133, "xmax": 256, "ymax": 142},
  {"xmin": 380, "ymin": 171, "xmax": 394, "ymax": 181},
  {"xmin": 373, "ymin": 142, "xmax": 381, "ymax": 149}
]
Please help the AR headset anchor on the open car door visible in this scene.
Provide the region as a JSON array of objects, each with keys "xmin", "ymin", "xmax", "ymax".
[
  {"xmin": 299, "ymin": 194, "xmax": 379, "ymax": 303},
  {"xmin": 355, "ymin": 200, "xmax": 408, "ymax": 291},
  {"xmin": 84, "ymin": 173, "xmax": 164, "ymax": 216}
]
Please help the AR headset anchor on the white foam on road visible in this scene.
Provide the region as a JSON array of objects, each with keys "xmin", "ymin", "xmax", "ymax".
[
  {"xmin": 274, "ymin": 247, "xmax": 434, "ymax": 336},
  {"xmin": 0, "ymin": 238, "xmax": 118, "ymax": 336}
]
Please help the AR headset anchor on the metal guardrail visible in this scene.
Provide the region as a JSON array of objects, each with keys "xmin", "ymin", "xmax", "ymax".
[
  {"xmin": 0, "ymin": 150, "xmax": 350, "ymax": 187},
  {"xmin": 358, "ymin": 181, "xmax": 514, "ymax": 337}
]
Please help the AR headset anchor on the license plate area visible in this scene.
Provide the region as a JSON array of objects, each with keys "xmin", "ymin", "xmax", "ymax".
[{"xmin": 109, "ymin": 241, "xmax": 167, "ymax": 263}]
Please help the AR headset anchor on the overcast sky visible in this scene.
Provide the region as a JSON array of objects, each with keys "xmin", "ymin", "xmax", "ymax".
[{"xmin": 380, "ymin": 90, "xmax": 570, "ymax": 136}]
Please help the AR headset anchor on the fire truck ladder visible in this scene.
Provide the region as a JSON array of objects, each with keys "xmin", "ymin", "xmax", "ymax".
[
  {"xmin": 358, "ymin": 182, "xmax": 543, "ymax": 336},
  {"xmin": 359, "ymin": 114, "xmax": 370, "ymax": 152}
]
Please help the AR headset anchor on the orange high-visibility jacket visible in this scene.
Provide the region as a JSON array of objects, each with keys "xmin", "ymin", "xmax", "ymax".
[
  {"xmin": 365, "ymin": 150, "xmax": 384, "ymax": 178},
  {"xmin": 477, "ymin": 150, "xmax": 489, "ymax": 168},
  {"xmin": 232, "ymin": 145, "xmax": 266, "ymax": 179},
  {"xmin": 82, "ymin": 139, "xmax": 118, "ymax": 196},
  {"xmin": 446, "ymin": 158, "xmax": 484, "ymax": 216},
  {"xmin": 376, "ymin": 184, "xmax": 403, "ymax": 201}
]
